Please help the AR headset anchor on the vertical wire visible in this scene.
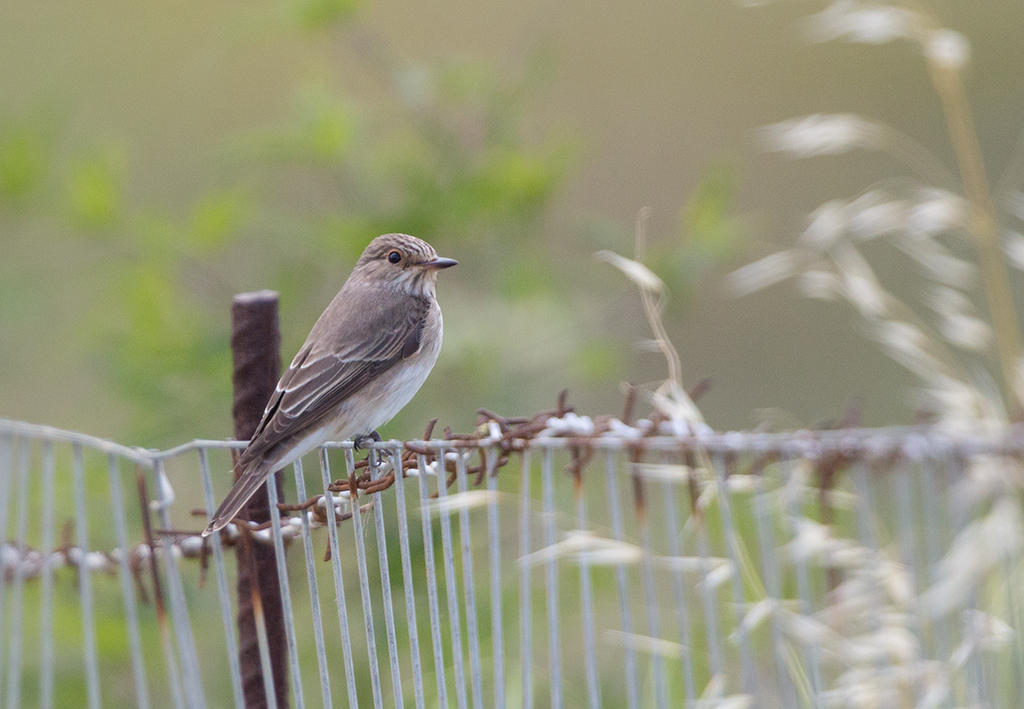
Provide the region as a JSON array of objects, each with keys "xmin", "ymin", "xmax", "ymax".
[
  {"xmin": 73, "ymin": 443, "xmax": 103, "ymax": 709},
  {"xmin": 947, "ymin": 455, "xmax": 988, "ymax": 706},
  {"xmin": 850, "ymin": 462, "xmax": 879, "ymax": 559},
  {"xmin": 290, "ymin": 458, "xmax": 333, "ymax": 709},
  {"xmin": 38, "ymin": 441, "xmax": 58, "ymax": 709},
  {"xmin": 455, "ymin": 452, "xmax": 485, "ymax": 709},
  {"xmin": 485, "ymin": 448, "xmax": 506, "ymax": 709},
  {"xmin": 918, "ymin": 454, "xmax": 948, "ymax": 663},
  {"xmin": 603, "ymin": 449, "xmax": 639, "ymax": 709},
  {"xmin": 250, "ymin": 585, "xmax": 279, "ymax": 709},
  {"xmin": 391, "ymin": 445, "xmax": 425, "ymax": 709},
  {"xmin": 518, "ymin": 449, "xmax": 534, "ymax": 709},
  {"xmin": 694, "ymin": 489, "xmax": 724, "ymax": 682},
  {"xmin": 152, "ymin": 459, "xmax": 205, "ymax": 709},
  {"xmin": 851, "ymin": 457, "xmax": 887, "ymax": 672},
  {"xmin": 943, "ymin": 455, "xmax": 979, "ymax": 705},
  {"xmin": 414, "ymin": 453, "xmax": 448, "ymax": 707},
  {"xmin": 894, "ymin": 458, "xmax": 921, "ymax": 591},
  {"xmin": 197, "ymin": 449, "xmax": 245, "ymax": 709},
  {"xmin": 943, "ymin": 455, "xmax": 977, "ymax": 705},
  {"xmin": 710, "ymin": 453, "xmax": 755, "ymax": 693},
  {"xmin": 912, "ymin": 459, "xmax": 938, "ymax": 665},
  {"xmin": 367, "ymin": 449, "xmax": 405, "ymax": 708},
  {"xmin": 5, "ymin": 437, "xmax": 30, "ymax": 709},
  {"xmin": 265, "ymin": 473, "xmax": 306, "ymax": 709},
  {"xmin": 635, "ymin": 465, "xmax": 666, "ymax": 708},
  {"xmin": 0, "ymin": 432, "xmax": 12, "ymax": 698},
  {"xmin": 541, "ymin": 447, "xmax": 563, "ymax": 709},
  {"xmin": 998, "ymin": 461, "xmax": 1024, "ymax": 699},
  {"xmin": 751, "ymin": 462, "xmax": 794, "ymax": 706},
  {"xmin": 317, "ymin": 449, "xmax": 360, "ymax": 709},
  {"xmin": 855, "ymin": 456, "xmax": 910, "ymax": 701},
  {"xmin": 347, "ymin": 447, "xmax": 385, "ymax": 708},
  {"xmin": 893, "ymin": 458, "xmax": 924, "ymax": 698},
  {"xmin": 227, "ymin": 498, "xmax": 277, "ymax": 709},
  {"xmin": 575, "ymin": 456, "xmax": 601, "ymax": 709},
  {"xmin": 662, "ymin": 480, "xmax": 696, "ymax": 703},
  {"xmin": 789, "ymin": 457, "xmax": 822, "ymax": 702},
  {"xmin": 153, "ymin": 561, "xmax": 187, "ymax": 709},
  {"xmin": 435, "ymin": 448, "xmax": 469, "ymax": 709},
  {"xmin": 107, "ymin": 453, "xmax": 152, "ymax": 709}
]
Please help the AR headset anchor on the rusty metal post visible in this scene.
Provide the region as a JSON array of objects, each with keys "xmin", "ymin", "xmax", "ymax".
[{"xmin": 231, "ymin": 290, "xmax": 289, "ymax": 708}]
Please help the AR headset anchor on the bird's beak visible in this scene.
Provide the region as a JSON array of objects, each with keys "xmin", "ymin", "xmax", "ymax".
[{"xmin": 421, "ymin": 257, "xmax": 458, "ymax": 270}]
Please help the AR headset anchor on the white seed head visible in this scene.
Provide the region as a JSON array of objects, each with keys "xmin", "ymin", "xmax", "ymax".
[
  {"xmin": 937, "ymin": 313, "xmax": 992, "ymax": 352},
  {"xmin": 833, "ymin": 245, "xmax": 887, "ymax": 318},
  {"xmin": 803, "ymin": 2, "xmax": 917, "ymax": 45},
  {"xmin": 906, "ymin": 188, "xmax": 966, "ymax": 237},
  {"xmin": 727, "ymin": 249, "xmax": 803, "ymax": 296},
  {"xmin": 963, "ymin": 609, "xmax": 1013, "ymax": 649},
  {"xmin": 603, "ymin": 630, "xmax": 685, "ymax": 660},
  {"xmin": 921, "ymin": 498, "xmax": 1024, "ymax": 617},
  {"xmin": 799, "ymin": 199, "xmax": 848, "ymax": 249},
  {"xmin": 758, "ymin": 114, "xmax": 885, "ymax": 157},
  {"xmin": 896, "ymin": 234, "xmax": 975, "ymax": 287},
  {"xmin": 846, "ymin": 193, "xmax": 907, "ymax": 240},
  {"xmin": 797, "ymin": 269, "xmax": 841, "ymax": 301},
  {"xmin": 1003, "ymin": 231, "xmax": 1024, "ymax": 271},
  {"xmin": 594, "ymin": 250, "xmax": 665, "ymax": 294},
  {"xmin": 925, "ymin": 29, "xmax": 970, "ymax": 70},
  {"xmin": 425, "ymin": 489, "xmax": 498, "ymax": 514},
  {"xmin": 629, "ymin": 462, "xmax": 692, "ymax": 483}
]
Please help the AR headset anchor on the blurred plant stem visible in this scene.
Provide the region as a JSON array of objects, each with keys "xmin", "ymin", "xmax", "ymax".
[
  {"xmin": 634, "ymin": 207, "xmax": 684, "ymax": 393},
  {"xmin": 923, "ymin": 12, "xmax": 1024, "ymax": 413}
]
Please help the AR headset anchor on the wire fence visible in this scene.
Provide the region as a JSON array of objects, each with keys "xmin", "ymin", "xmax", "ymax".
[{"xmin": 0, "ymin": 417, "xmax": 1021, "ymax": 708}]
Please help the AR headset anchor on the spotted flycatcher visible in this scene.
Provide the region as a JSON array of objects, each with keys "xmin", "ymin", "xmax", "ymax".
[{"xmin": 203, "ymin": 233, "xmax": 456, "ymax": 536}]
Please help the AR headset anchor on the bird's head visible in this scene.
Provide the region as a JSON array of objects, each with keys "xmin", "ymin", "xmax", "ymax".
[{"xmin": 354, "ymin": 233, "xmax": 457, "ymax": 296}]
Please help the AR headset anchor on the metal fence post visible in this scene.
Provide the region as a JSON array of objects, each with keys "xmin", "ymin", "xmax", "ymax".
[{"xmin": 231, "ymin": 290, "xmax": 289, "ymax": 708}]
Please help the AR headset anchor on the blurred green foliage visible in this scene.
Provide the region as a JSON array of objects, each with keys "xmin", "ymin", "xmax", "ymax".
[
  {"xmin": 67, "ymin": 147, "xmax": 124, "ymax": 230},
  {"xmin": 0, "ymin": 1, "xmax": 741, "ymax": 447},
  {"xmin": 666, "ymin": 166, "xmax": 744, "ymax": 301},
  {"xmin": 290, "ymin": 0, "xmax": 362, "ymax": 29},
  {"xmin": 0, "ymin": 7, "xmax": 577, "ymax": 446},
  {"xmin": 0, "ymin": 118, "xmax": 49, "ymax": 203}
]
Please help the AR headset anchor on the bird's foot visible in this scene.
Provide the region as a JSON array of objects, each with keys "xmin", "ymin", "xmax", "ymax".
[{"xmin": 353, "ymin": 430, "xmax": 382, "ymax": 451}]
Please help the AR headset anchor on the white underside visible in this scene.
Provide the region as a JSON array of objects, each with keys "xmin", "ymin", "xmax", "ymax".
[{"xmin": 270, "ymin": 307, "xmax": 443, "ymax": 472}]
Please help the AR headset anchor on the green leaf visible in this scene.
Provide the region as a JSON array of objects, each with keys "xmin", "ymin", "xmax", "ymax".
[
  {"xmin": 189, "ymin": 190, "xmax": 249, "ymax": 253},
  {"xmin": 294, "ymin": 85, "xmax": 356, "ymax": 161},
  {"xmin": 679, "ymin": 165, "xmax": 742, "ymax": 260},
  {"xmin": 574, "ymin": 341, "xmax": 623, "ymax": 382},
  {"xmin": 67, "ymin": 147, "xmax": 123, "ymax": 230},
  {"xmin": 0, "ymin": 121, "xmax": 48, "ymax": 202},
  {"xmin": 291, "ymin": 0, "xmax": 360, "ymax": 30}
]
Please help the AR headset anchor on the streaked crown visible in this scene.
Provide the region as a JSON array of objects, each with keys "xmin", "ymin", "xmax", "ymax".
[{"xmin": 357, "ymin": 233, "xmax": 438, "ymax": 266}]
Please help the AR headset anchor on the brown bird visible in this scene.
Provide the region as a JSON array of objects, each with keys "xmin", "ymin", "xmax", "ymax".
[{"xmin": 204, "ymin": 233, "xmax": 457, "ymax": 536}]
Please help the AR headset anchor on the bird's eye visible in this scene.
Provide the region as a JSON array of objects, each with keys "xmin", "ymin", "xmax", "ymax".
[{"xmin": 386, "ymin": 250, "xmax": 402, "ymax": 264}]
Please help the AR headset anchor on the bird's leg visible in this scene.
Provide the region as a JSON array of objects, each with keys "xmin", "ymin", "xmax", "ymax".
[
  {"xmin": 353, "ymin": 430, "xmax": 382, "ymax": 451},
  {"xmin": 355, "ymin": 431, "xmax": 389, "ymax": 475}
]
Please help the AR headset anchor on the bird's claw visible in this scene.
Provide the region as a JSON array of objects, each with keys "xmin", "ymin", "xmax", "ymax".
[{"xmin": 353, "ymin": 431, "xmax": 382, "ymax": 451}]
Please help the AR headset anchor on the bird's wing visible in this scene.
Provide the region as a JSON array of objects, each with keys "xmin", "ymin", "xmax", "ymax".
[{"xmin": 238, "ymin": 287, "xmax": 431, "ymax": 467}]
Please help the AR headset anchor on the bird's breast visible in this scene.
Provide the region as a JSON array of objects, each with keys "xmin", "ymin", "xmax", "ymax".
[{"xmin": 332, "ymin": 302, "xmax": 443, "ymax": 438}]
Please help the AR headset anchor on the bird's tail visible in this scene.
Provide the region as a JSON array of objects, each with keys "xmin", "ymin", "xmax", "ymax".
[{"xmin": 202, "ymin": 461, "xmax": 274, "ymax": 537}]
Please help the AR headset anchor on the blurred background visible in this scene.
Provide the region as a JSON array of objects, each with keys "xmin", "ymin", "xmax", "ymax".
[
  {"xmin": 3, "ymin": 0, "xmax": 1024, "ymax": 445},
  {"xmin": 4, "ymin": 5, "xmax": 1024, "ymax": 706}
]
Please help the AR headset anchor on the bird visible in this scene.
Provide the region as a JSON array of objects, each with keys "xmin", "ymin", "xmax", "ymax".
[{"xmin": 203, "ymin": 233, "xmax": 457, "ymax": 537}]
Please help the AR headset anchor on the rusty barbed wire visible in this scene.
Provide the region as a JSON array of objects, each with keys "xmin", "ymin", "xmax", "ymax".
[
  {"xmin": 3, "ymin": 406, "xmax": 1024, "ymax": 706},
  {"xmin": 1, "ymin": 383, "xmax": 1018, "ymax": 607},
  {"xmin": 0, "ymin": 388, "xmax": 684, "ymax": 602}
]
